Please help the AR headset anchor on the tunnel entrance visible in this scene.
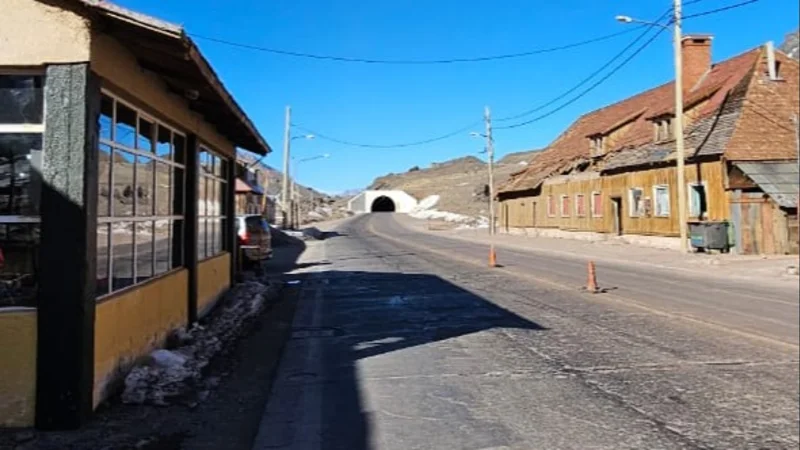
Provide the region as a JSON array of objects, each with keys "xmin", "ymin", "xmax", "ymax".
[{"xmin": 370, "ymin": 195, "xmax": 396, "ymax": 212}]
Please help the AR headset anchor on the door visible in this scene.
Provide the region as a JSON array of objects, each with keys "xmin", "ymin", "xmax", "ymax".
[{"xmin": 611, "ymin": 197, "xmax": 623, "ymax": 236}]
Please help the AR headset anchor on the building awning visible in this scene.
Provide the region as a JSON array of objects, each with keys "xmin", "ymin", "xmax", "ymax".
[
  {"xmin": 734, "ymin": 161, "xmax": 799, "ymax": 208},
  {"xmin": 75, "ymin": 0, "xmax": 271, "ymax": 155}
]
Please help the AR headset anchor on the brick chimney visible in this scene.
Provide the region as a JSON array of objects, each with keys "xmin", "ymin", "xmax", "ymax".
[{"xmin": 681, "ymin": 35, "xmax": 713, "ymax": 91}]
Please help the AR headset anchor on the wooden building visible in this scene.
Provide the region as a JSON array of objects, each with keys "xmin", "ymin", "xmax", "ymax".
[
  {"xmin": 498, "ymin": 37, "xmax": 798, "ymax": 255},
  {"xmin": 0, "ymin": 0, "xmax": 271, "ymax": 428}
]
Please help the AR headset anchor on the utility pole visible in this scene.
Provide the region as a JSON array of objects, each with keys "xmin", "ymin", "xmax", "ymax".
[
  {"xmin": 484, "ymin": 106, "xmax": 496, "ymax": 236},
  {"xmin": 281, "ymin": 105, "xmax": 291, "ymax": 229},
  {"xmin": 673, "ymin": 0, "xmax": 689, "ymax": 252}
]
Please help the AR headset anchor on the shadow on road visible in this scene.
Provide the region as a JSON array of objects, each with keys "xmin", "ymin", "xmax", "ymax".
[{"xmin": 257, "ymin": 269, "xmax": 546, "ymax": 450}]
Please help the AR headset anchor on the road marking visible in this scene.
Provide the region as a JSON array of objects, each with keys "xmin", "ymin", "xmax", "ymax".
[{"xmin": 365, "ymin": 216, "xmax": 799, "ymax": 352}]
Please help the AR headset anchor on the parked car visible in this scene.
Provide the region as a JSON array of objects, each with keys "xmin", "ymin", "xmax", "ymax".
[{"xmin": 235, "ymin": 215, "xmax": 273, "ymax": 264}]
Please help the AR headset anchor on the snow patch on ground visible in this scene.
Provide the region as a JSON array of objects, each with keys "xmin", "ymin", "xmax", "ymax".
[
  {"xmin": 121, "ymin": 279, "xmax": 281, "ymax": 407},
  {"xmin": 409, "ymin": 194, "xmax": 488, "ymax": 229}
]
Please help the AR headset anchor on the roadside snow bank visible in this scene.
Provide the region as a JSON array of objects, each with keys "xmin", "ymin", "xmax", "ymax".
[{"xmin": 122, "ymin": 280, "xmax": 281, "ymax": 406}]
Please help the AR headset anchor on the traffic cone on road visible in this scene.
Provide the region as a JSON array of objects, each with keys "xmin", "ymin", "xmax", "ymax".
[
  {"xmin": 488, "ymin": 244, "xmax": 497, "ymax": 268},
  {"xmin": 586, "ymin": 260, "xmax": 599, "ymax": 293}
]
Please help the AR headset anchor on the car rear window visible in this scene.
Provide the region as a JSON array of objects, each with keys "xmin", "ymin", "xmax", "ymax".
[{"xmin": 245, "ymin": 216, "xmax": 268, "ymax": 233}]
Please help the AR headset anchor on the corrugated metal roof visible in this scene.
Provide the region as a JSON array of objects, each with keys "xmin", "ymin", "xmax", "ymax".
[{"xmin": 735, "ymin": 161, "xmax": 799, "ymax": 208}]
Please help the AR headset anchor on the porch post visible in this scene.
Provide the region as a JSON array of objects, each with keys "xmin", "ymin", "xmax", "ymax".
[
  {"xmin": 226, "ymin": 156, "xmax": 237, "ymax": 282},
  {"xmin": 184, "ymin": 135, "xmax": 199, "ymax": 325},
  {"xmin": 36, "ymin": 63, "xmax": 100, "ymax": 429}
]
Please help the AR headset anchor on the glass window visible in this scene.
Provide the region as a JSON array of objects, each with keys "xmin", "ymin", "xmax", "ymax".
[
  {"xmin": 654, "ymin": 185, "xmax": 670, "ymax": 217},
  {"xmin": 96, "ymin": 93, "xmax": 185, "ymax": 298},
  {"xmin": 198, "ymin": 146, "xmax": 228, "ymax": 260},
  {"xmin": 156, "ymin": 125, "xmax": 171, "ymax": 159},
  {"xmin": 0, "ymin": 75, "xmax": 43, "ymax": 124},
  {"xmin": 560, "ymin": 195, "xmax": 570, "ymax": 217},
  {"xmin": 591, "ymin": 192, "xmax": 603, "ymax": 218},
  {"xmin": 547, "ymin": 195, "xmax": 555, "ymax": 217},
  {"xmin": 0, "ymin": 74, "xmax": 44, "ymax": 308},
  {"xmin": 136, "ymin": 155, "xmax": 154, "ymax": 216},
  {"xmin": 689, "ymin": 184, "xmax": 707, "ymax": 218},
  {"xmin": 629, "ymin": 188, "xmax": 644, "ymax": 217},
  {"xmin": 115, "ymin": 102, "xmax": 137, "ymax": 148},
  {"xmin": 575, "ymin": 194, "xmax": 586, "ymax": 217}
]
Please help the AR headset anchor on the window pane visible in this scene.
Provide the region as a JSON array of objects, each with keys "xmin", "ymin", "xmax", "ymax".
[
  {"xmin": 96, "ymin": 223, "xmax": 110, "ymax": 297},
  {"xmin": 213, "ymin": 155, "xmax": 222, "ymax": 177},
  {"xmin": 173, "ymin": 134, "xmax": 186, "ymax": 165},
  {"xmin": 155, "ymin": 162, "xmax": 171, "ymax": 216},
  {"xmin": 219, "ymin": 218, "xmax": 226, "ymax": 253},
  {"xmin": 0, "ymin": 223, "xmax": 39, "ymax": 308},
  {"xmin": 217, "ymin": 180, "xmax": 226, "ymax": 216},
  {"xmin": 173, "ymin": 166, "xmax": 184, "ymax": 215},
  {"xmin": 0, "ymin": 75, "xmax": 43, "ymax": 124},
  {"xmin": 112, "ymin": 222, "xmax": 134, "ymax": 291},
  {"xmin": 0, "ymin": 133, "xmax": 42, "ymax": 215},
  {"xmin": 155, "ymin": 219, "xmax": 170, "ymax": 275},
  {"xmin": 156, "ymin": 125, "xmax": 172, "ymax": 159},
  {"xmin": 198, "ymin": 177, "xmax": 206, "ymax": 216},
  {"xmin": 113, "ymin": 150, "xmax": 134, "ymax": 216},
  {"xmin": 136, "ymin": 155, "xmax": 154, "ymax": 216},
  {"xmin": 197, "ymin": 218, "xmax": 206, "ymax": 259},
  {"xmin": 137, "ymin": 118, "xmax": 154, "ymax": 152},
  {"xmin": 172, "ymin": 219, "xmax": 183, "ymax": 269},
  {"xmin": 100, "ymin": 95, "xmax": 114, "ymax": 141},
  {"xmin": 199, "ymin": 151, "xmax": 211, "ymax": 176},
  {"xmin": 98, "ymin": 143, "xmax": 112, "ymax": 217},
  {"xmin": 115, "ymin": 102, "xmax": 137, "ymax": 148},
  {"xmin": 208, "ymin": 180, "xmax": 217, "ymax": 216},
  {"xmin": 136, "ymin": 221, "xmax": 154, "ymax": 283}
]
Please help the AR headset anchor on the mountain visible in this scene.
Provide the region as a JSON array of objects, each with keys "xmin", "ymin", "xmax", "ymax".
[
  {"xmin": 366, "ymin": 149, "xmax": 541, "ymax": 218},
  {"xmin": 780, "ymin": 29, "xmax": 799, "ymax": 59}
]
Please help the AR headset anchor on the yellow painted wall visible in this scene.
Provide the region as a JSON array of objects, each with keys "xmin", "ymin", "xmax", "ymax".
[
  {"xmin": 197, "ymin": 253, "xmax": 231, "ymax": 317},
  {"xmin": 501, "ymin": 161, "xmax": 729, "ymax": 237},
  {"xmin": 93, "ymin": 270, "xmax": 188, "ymax": 406},
  {"xmin": 0, "ymin": 309, "xmax": 37, "ymax": 427},
  {"xmin": 0, "ymin": 0, "xmax": 91, "ymax": 66},
  {"xmin": 89, "ymin": 33, "xmax": 236, "ymax": 158}
]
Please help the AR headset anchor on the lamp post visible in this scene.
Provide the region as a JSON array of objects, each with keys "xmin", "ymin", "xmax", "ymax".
[
  {"xmin": 616, "ymin": 0, "xmax": 689, "ymax": 252},
  {"xmin": 292, "ymin": 153, "xmax": 330, "ymax": 228},
  {"xmin": 281, "ymin": 130, "xmax": 314, "ymax": 228}
]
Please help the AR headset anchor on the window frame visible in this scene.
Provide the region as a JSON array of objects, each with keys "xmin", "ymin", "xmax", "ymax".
[
  {"xmin": 652, "ymin": 184, "xmax": 670, "ymax": 218},
  {"xmin": 197, "ymin": 145, "xmax": 229, "ymax": 261},
  {"xmin": 591, "ymin": 191, "xmax": 603, "ymax": 218},
  {"xmin": 0, "ymin": 71, "xmax": 46, "ymax": 308},
  {"xmin": 546, "ymin": 195, "xmax": 555, "ymax": 218},
  {"xmin": 96, "ymin": 90, "xmax": 186, "ymax": 299},
  {"xmin": 575, "ymin": 193, "xmax": 586, "ymax": 217},
  {"xmin": 688, "ymin": 182, "xmax": 708, "ymax": 218},
  {"xmin": 628, "ymin": 187, "xmax": 644, "ymax": 218},
  {"xmin": 560, "ymin": 194, "xmax": 570, "ymax": 218}
]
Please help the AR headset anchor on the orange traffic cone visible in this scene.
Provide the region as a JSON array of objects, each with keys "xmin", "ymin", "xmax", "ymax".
[
  {"xmin": 586, "ymin": 260, "xmax": 599, "ymax": 293},
  {"xmin": 488, "ymin": 245, "xmax": 497, "ymax": 268}
]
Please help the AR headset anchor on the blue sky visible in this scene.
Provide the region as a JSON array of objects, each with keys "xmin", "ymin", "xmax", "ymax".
[{"xmin": 116, "ymin": 0, "xmax": 798, "ymax": 194}]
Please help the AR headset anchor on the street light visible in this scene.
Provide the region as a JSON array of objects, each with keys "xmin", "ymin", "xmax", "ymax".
[
  {"xmin": 617, "ymin": 1, "xmax": 689, "ymax": 252},
  {"xmin": 291, "ymin": 153, "xmax": 330, "ymax": 228}
]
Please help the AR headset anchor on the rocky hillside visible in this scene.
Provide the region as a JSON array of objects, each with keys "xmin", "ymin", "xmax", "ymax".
[
  {"xmin": 237, "ymin": 151, "xmax": 350, "ymax": 224},
  {"xmin": 366, "ymin": 150, "xmax": 540, "ymax": 218},
  {"xmin": 780, "ymin": 29, "xmax": 799, "ymax": 59}
]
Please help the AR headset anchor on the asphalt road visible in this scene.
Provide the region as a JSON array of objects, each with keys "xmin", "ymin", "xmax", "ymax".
[{"xmin": 253, "ymin": 213, "xmax": 799, "ymax": 450}]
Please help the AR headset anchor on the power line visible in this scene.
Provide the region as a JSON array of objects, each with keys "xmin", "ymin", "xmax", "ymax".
[
  {"xmin": 683, "ymin": 0, "xmax": 760, "ymax": 19},
  {"xmin": 495, "ymin": 27, "xmax": 667, "ymax": 130},
  {"xmin": 292, "ymin": 121, "xmax": 483, "ymax": 149},
  {"xmin": 189, "ymin": 27, "xmax": 641, "ymax": 65},
  {"xmin": 495, "ymin": 12, "xmax": 672, "ymax": 122}
]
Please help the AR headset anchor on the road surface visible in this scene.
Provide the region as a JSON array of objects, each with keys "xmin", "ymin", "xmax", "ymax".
[{"xmin": 253, "ymin": 213, "xmax": 799, "ymax": 450}]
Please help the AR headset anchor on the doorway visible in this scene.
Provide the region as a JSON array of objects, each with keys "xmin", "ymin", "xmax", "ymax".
[{"xmin": 611, "ymin": 197, "xmax": 623, "ymax": 236}]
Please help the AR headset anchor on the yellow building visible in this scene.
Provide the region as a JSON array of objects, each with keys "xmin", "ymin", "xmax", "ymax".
[{"xmin": 0, "ymin": 0, "xmax": 271, "ymax": 428}]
